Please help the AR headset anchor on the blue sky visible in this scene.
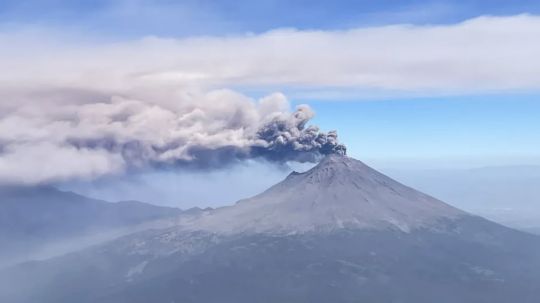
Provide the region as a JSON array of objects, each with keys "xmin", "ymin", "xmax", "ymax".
[
  {"xmin": 1, "ymin": 0, "xmax": 539, "ymax": 206},
  {"xmin": 2, "ymin": 0, "xmax": 540, "ymax": 37},
  {"xmin": 305, "ymin": 94, "xmax": 540, "ymax": 168}
]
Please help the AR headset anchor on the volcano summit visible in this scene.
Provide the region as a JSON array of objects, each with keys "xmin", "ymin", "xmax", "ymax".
[
  {"xmin": 2, "ymin": 155, "xmax": 540, "ymax": 303},
  {"xmin": 180, "ymin": 154, "xmax": 465, "ymax": 234}
]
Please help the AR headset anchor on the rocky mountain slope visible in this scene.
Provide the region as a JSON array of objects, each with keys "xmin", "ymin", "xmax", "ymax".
[
  {"xmin": 179, "ymin": 155, "xmax": 465, "ymax": 234},
  {"xmin": 2, "ymin": 155, "xmax": 540, "ymax": 303}
]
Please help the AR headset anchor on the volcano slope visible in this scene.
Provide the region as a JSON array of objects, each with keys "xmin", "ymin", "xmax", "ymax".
[{"xmin": 2, "ymin": 155, "xmax": 540, "ymax": 303}]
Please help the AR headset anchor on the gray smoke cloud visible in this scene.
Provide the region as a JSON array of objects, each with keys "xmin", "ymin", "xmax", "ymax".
[
  {"xmin": 0, "ymin": 90, "xmax": 345, "ymax": 184},
  {"xmin": 253, "ymin": 105, "xmax": 346, "ymax": 163}
]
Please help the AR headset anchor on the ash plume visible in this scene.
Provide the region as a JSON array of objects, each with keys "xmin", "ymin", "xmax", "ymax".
[
  {"xmin": 253, "ymin": 105, "xmax": 346, "ymax": 162},
  {"xmin": 0, "ymin": 91, "xmax": 346, "ymax": 184}
]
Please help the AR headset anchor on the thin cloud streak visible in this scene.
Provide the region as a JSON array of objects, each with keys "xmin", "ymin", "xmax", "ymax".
[{"xmin": 2, "ymin": 15, "xmax": 540, "ymax": 95}]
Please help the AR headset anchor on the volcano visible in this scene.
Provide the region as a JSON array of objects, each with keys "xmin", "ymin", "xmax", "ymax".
[
  {"xmin": 181, "ymin": 154, "xmax": 465, "ymax": 234},
  {"xmin": 2, "ymin": 155, "xmax": 540, "ymax": 303}
]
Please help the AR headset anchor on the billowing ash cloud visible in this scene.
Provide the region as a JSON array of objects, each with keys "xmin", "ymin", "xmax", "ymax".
[
  {"xmin": 0, "ymin": 90, "xmax": 345, "ymax": 184},
  {"xmin": 254, "ymin": 105, "xmax": 346, "ymax": 162}
]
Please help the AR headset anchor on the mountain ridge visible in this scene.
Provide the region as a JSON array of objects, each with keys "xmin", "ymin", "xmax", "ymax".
[
  {"xmin": 3, "ymin": 155, "xmax": 540, "ymax": 303},
  {"xmin": 0, "ymin": 185, "xmax": 183, "ymax": 267},
  {"xmin": 179, "ymin": 154, "xmax": 466, "ymax": 234}
]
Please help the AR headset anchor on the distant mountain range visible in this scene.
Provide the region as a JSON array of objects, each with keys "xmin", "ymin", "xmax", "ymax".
[
  {"xmin": 0, "ymin": 186, "xmax": 183, "ymax": 266},
  {"xmin": 383, "ymin": 165, "xmax": 540, "ymax": 229},
  {"xmin": 1, "ymin": 155, "xmax": 540, "ymax": 302}
]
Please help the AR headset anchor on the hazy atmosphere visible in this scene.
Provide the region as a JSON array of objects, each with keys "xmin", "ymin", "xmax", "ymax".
[
  {"xmin": 1, "ymin": 1, "xmax": 540, "ymax": 302},
  {"xmin": 2, "ymin": 1, "xmax": 539, "ymax": 224}
]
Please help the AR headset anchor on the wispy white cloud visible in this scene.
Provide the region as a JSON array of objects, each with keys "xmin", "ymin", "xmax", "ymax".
[{"xmin": 2, "ymin": 14, "xmax": 540, "ymax": 96}]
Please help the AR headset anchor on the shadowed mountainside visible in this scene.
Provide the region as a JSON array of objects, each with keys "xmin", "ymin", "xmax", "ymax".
[{"xmin": 2, "ymin": 155, "xmax": 540, "ymax": 303}]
